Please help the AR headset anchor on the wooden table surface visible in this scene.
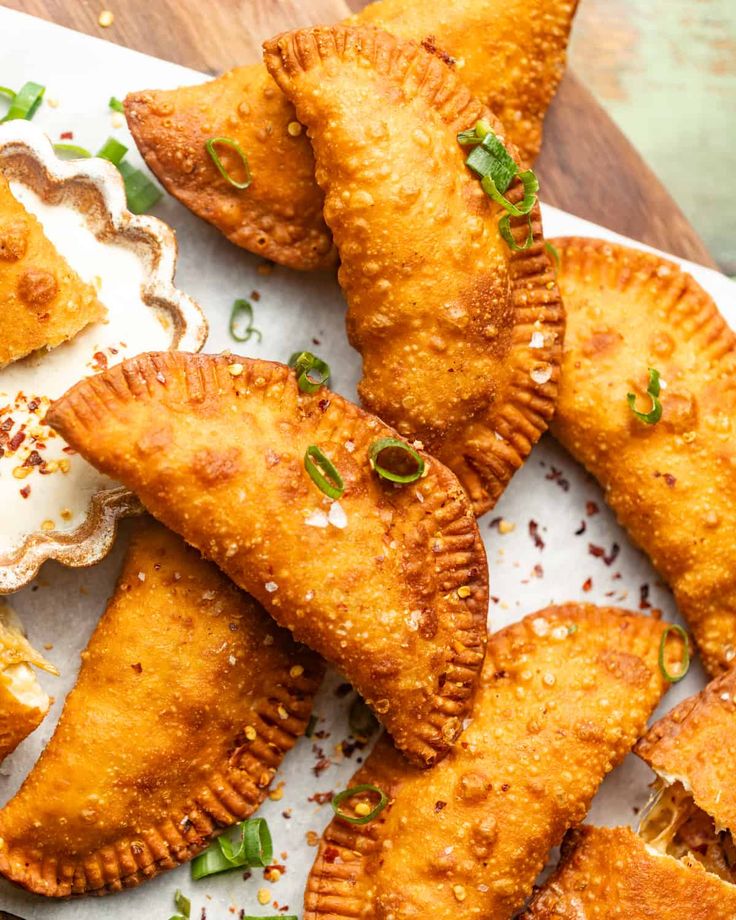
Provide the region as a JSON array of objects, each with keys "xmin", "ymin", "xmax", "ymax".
[{"xmin": 3, "ymin": 0, "xmax": 716, "ymax": 269}]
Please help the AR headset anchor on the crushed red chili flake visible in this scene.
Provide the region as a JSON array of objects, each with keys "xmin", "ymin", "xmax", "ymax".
[
  {"xmin": 488, "ymin": 516, "xmax": 503, "ymax": 531},
  {"xmin": 639, "ymin": 584, "xmax": 651, "ymax": 609},
  {"xmin": 421, "ymin": 34, "xmax": 457, "ymax": 66},
  {"xmin": 340, "ymin": 738, "xmax": 366, "ymax": 759},
  {"xmin": 24, "ymin": 450, "xmax": 43, "ymax": 467},
  {"xmin": 532, "ymin": 563, "xmax": 544, "ymax": 578},
  {"xmin": 308, "ymin": 791, "xmax": 334, "ymax": 805},
  {"xmin": 318, "ymin": 398, "xmax": 331, "ymax": 412},
  {"xmin": 19, "ymin": 485, "xmax": 31, "ymax": 499},
  {"xmin": 8, "ymin": 431, "xmax": 25, "ymax": 452},
  {"xmin": 312, "ymin": 337, "xmax": 321, "ymax": 346},
  {"xmin": 545, "ymin": 466, "xmax": 570, "ymax": 491},
  {"xmin": 575, "ymin": 520, "xmax": 586, "ymax": 535},
  {"xmin": 588, "ymin": 542, "xmax": 620, "ymax": 566},
  {"xmin": 434, "ymin": 800, "xmax": 447, "ymax": 812},
  {"xmin": 323, "ymin": 846, "xmax": 340, "ymax": 863},
  {"xmin": 62, "ymin": 446, "xmax": 77, "ymax": 454},
  {"xmin": 60, "ymin": 130, "xmax": 73, "ymax": 140},
  {"xmin": 582, "ymin": 577, "xmax": 593, "ymax": 592},
  {"xmin": 586, "ymin": 501, "xmax": 599, "ymax": 516},
  {"xmin": 250, "ymin": 290, "xmax": 261, "ymax": 301},
  {"xmin": 1, "ymin": 418, "xmax": 13, "ymax": 431},
  {"xmin": 92, "ymin": 351, "xmax": 109, "ymax": 372},
  {"xmin": 528, "ymin": 520, "xmax": 545, "ymax": 550},
  {"xmin": 131, "ymin": 662, "xmax": 143, "ymax": 673},
  {"xmin": 27, "ymin": 400, "xmax": 39, "ymax": 412}
]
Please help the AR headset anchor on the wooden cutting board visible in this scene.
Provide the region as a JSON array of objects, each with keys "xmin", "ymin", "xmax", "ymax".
[{"xmin": 6, "ymin": 0, "xmax": 716, "ymax": 267}]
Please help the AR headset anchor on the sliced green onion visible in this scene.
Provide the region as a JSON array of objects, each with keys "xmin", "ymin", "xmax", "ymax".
[
  {"xmin": 348, "ymin": 695, "xmax": 378, "ymax": 739},
  {"xmin": 53, "ymin": 143, "xmax": 92, "ymax": 159},
  {"xmin": 368, "ymin": 437, "xmax": 425, "ymax": 484},
  {"xmin": 174, "ymin": 889, "xmax": 191, "ymax": 919},
  {"xmin": 117, "ymin": 159, "xmax": 163, "ymax": 213},
  {"xmin": 0, "ymin": 86, "xmax": 15, "ymax": 99},
  {"xmin": 288, "ymin": 351, "xmax": 330, "ymax": 393},
  {"xmin": 191, "ymin": 818, "xmax": 273, "ymax": 880},
  {"xmin": 627, "ymin": 368, "xmax": 662, "ymax": 425},
  {"xmin": 332, "ymin": 784, "xmax": 389, "ymax": 825},
  {"xmin": 109, "ymin": 96, "xmax": 124, "ymax": 113},
  {"xmin": 545, "ymin": 241, "xmax": 560, "ymax": 272},
  {"xmin": 499, "ymin": 213, "xmax": 535, "ymax": 252},
  {"xmin": 1, "ymin": 81, "xmax": 45, "ymax": 123},
  {"xmin": 229, "ymin": 298, "xmax": 262, "ymax": 343},
  {"xmin": 658, "ymin": 624, "xmax": 690, "ymax": 683},
  {"xmin": 304, "ymin": 445, "xmax": 344, "ymax": 499},
  {"xmin": 96, "ymin": 136, "xmax": 128, "ymax": 166},
  {"xmin": 206, "ymin": 136, "xmax": 252, "ymax": 189}
]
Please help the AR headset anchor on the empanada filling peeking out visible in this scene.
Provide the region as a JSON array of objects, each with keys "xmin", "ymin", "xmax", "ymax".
[{"xmin": 640, "ymin": 780, "xmax": 736, "ymax": 883}]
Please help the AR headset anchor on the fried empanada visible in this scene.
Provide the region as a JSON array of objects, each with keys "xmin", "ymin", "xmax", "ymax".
[
  {"xmin": 0, "ymin": 519, "xmax": 322, "ymax": 897},
  {"xmin": 521, "ymin": 825, "xmax": 736, "ymax": 919},
  {"xmin": 0, "ymin": 173, "xmax": 106, "ymax": 367},
  {"xmin": 635, "ymin": 668, "xmax": 736, "ymax": 882},
  {"xmin": 264, "ymin": 26, "xmax": 563, "ymax": 514},
  {"xmin": 124, "ymin": 0, "xmax": 578, "ymax": 270},
  {"xmin": 304, "ymin": 603, "xmax": 675, "ymax": 920},
  {"xmin": 0, "ymin": 600, "xmax": 57, "ymax": 762},
  {"xmin": 551, "ymin": 238, "xmax": 736, "ymax": 675},
  {"xmin": 46, "ymin": 353, "xmax": 488, "ymax": 767}
]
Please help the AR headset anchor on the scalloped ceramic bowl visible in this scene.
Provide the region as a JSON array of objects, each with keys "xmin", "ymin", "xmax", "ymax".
[{"xmin": 0, "ymin": 120, "xmax": 207, "ymax": 592}]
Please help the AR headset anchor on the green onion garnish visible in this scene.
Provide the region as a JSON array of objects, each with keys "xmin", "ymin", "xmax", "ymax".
[
  {"xmin": 191, "ymin": 818, "xmax": 273, "ymax": 880},
  {"xmin": 109, "ymin": 96, "xmax": 124, "ymax": 113},
  {"xmin": 458, "ymin": 121, "xmax": 539, "ymax": 252},
  {"xmin": 118, "ymin": 159, "xmax": 163, "ymax": 213},
  {"xmin": 53, "ymin": 143, "xmax": 92, "ymax": 159},
  {"xmin": 627, "ymin": 368, "xmax": 662, "ymax": 425},
  {"xmin": 331, "ymin": 784, "xmax": 389, "ymax": 825},
  {"xmin": 368, "ymin": 437, "xmax": 425, "ymax": 484},
  {"xmin": 229, "ymin": 298, "xmax": 262, "ymax": 343},
  {"xmin": 206, "ymin": 136, "xmax": 252, "ymax": 190},
  {"xmin": 658, "ymin": 624, "xmax": 690, "ymax": 683},
  {"xmin": 304, "ymin": 445, "xmax": 344, "ymax": 499},
  {"xmin": 288, "ymin": 351, "xmax": 330, "ymax": 393},
  {"xmin": 545, "ymin": 241, "xmax": 560, "ymax": 272},
  {"xmin": 170, "ymin": 888, "xmax": 191, "ymax": 919},
  {"xmin": 97, "ymin": 136, "xmax": 128, "ymax": 166},
  {"xmin": 0, "ymin": 81, "xmax": 45, "ymax": 123},
  {"xmin": 348, "ymin": 695, "xmax": 378, "ymax": 739}
]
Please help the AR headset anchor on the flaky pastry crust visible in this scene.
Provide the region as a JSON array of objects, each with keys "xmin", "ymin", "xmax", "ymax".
[
  {"xmin": 521, "ymin": 825, "xmax": 736, "ymax": 919},
  {"xmin": 264, "ymin": 26, "xmax": 563, "ymax": 514},
  {"xmin": 0, "ymin": 520, "xmax": 322, "ymax": 896},
  {"xmin": 46, "ymin": 353, "xmax": 488, "ymax": 767},
  {"xmin": 551, "ymin": 237, "xmax": 736, "ymax": 676},
  {"xmin": 124, "ymin": 0, "xmax": 578, "ymax": 271},
  {"xmin": 0, "ymin": 173, "xmax": 106, "ymax": 367},
  {"xmin": 304, "ymin": 603, "xmax": 672, "ymax": 920}
]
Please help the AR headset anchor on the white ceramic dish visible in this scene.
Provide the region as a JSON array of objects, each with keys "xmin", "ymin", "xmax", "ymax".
[{"xmin": 0, "ymin": 120, "xmax": 207, "ymax": 592}]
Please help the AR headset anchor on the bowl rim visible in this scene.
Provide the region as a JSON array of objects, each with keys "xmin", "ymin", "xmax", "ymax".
[{"xmin": 0, "ymin": 120, "xmax": 208, "ymax": 592}]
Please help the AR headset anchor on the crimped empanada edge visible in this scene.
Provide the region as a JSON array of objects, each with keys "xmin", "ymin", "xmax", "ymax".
[
  {"xmin": 263, "ymin": 25, "xmax": 564, "ymax": 517},
  {"xmin": 0, "ymin": 654, "xmax": 322, "ymax": 897},
  {"xmin": 303, "ymin": 604, "xmax": 668, "ymax": 920},
  {"xmin": 46, "ymin": 352, "xmax": 489, "ymax": 769}
]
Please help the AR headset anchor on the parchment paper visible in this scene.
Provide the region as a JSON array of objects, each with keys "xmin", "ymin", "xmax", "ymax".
[{"xmin": 1, "ymin": 7, "xmax": 734, "ymax": 918}]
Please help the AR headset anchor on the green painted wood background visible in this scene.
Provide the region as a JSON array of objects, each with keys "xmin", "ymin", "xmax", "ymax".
[{"xmin": 572, "ymin": 0, "xmax": 736, "ymax": 273}]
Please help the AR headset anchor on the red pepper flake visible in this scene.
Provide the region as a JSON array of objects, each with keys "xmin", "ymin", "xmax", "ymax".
[
  {"xmin": 664, "ymin": 473, "xmax": 676, "ymax": 487},
  {"xmin": 586, "ymin": 501, "xmax": 599, "ymax": 516},
  {"xmin": 8, "ymin": 431, "xmax": 25, "ymax": 452},
  {"xmin": 639, "ymin": 584, "xmax": 651, "ymax": 609},
  {"xmin": 575, "ymin": 520, "xmax": 586, "ymax": 535},
  {"xmin": 308, "ymin": 791, "xmax": 334, "ymax": 805},
  {"xmin": 19, "ymin": 485, "xmax": 31, "ymax": 499},
  {"xmin": 131, "ymin": 662, "xmax": 143, "ymax": 673},
  {"xmin": 92, "ymin": 351, "xmax": 109, "ymax": 372},
  {"xmin": 488, "ymin": 516, "xmax": 502, "ymax": 531},
  {"xmin": 1, "ymin": 418, "xmax": 13, "ymax": 431},
  {"xmin": 588, "ymin": 542, "xmax": 620, "ymax": 566},
  {"xmin": 27, "ymin": 400, "xmax": 39, "ymax": 412},
  {"xmin": 323, "ymin": 846, "xmax": 340, "ymax": 864},
  {"xmin": 532, "ymin": 563, "xmax": 544, "ymax": 578},
  {"xmin": 434, "ymin": 800, "xmax": 447, "ymax": 812},
  {"xmin": 23, "ymin": 450, "xmax": 43, "ymax": 467},
  {"xmin": 528, "ymin": 520, "xmax": 545, "ymax": 550},
  {"xmin": 545, "ymin": 466, "xmax": 570, "ymax": 491},
  {"xmin": 60, "ymin": 130, "xmax": 73, "ymax": 140},
  {"xmin": 318, "ymin": 398, "xmax": 331, "ymax": 412},
  {"xmin": 582, "ymin": 577, "xmax": 593, "ymax": 592},
  {"xmin": 250, "ymin": 290, "xmax": 261, "ymax": 301},
  {"xmin": 312, "ymin": 337, "xmax": 322, "ymax": 346}
]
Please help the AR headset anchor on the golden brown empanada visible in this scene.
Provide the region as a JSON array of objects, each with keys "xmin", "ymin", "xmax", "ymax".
[
  {"xmin": 0, "ymin": 600, "xmax": 57, "ymax": 762},
  {"xmin": 551, "ymin": 237, "xmax": 736, "ymax": 676},
  {"xmin": 304, "ymin": 603, "xmax": 676, "ymax": 920},
  {"xmin": 0, "ymin": 519, "xmax": 322, "ymax": 897},
  {"xmin": 264, "ymin": 26, "xmax": 563, "ymax": 514},
  {"xmin": 46, "ymin": 353, "xmax": 488, "ymax": 767},
  {"xmin": 124, "ymin": 0, "xmax": 578, "ymax": 270},
  {"xmin": 521, "ymin": 825, "xmax": 736, "ymax": 919},
  {"xmin": 635, "ymin": 668, "xmax": 736, "ymax": 882},
  {"xmin": 0, "ymin": 173, "xmax": 107, "ymax": 367}
]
